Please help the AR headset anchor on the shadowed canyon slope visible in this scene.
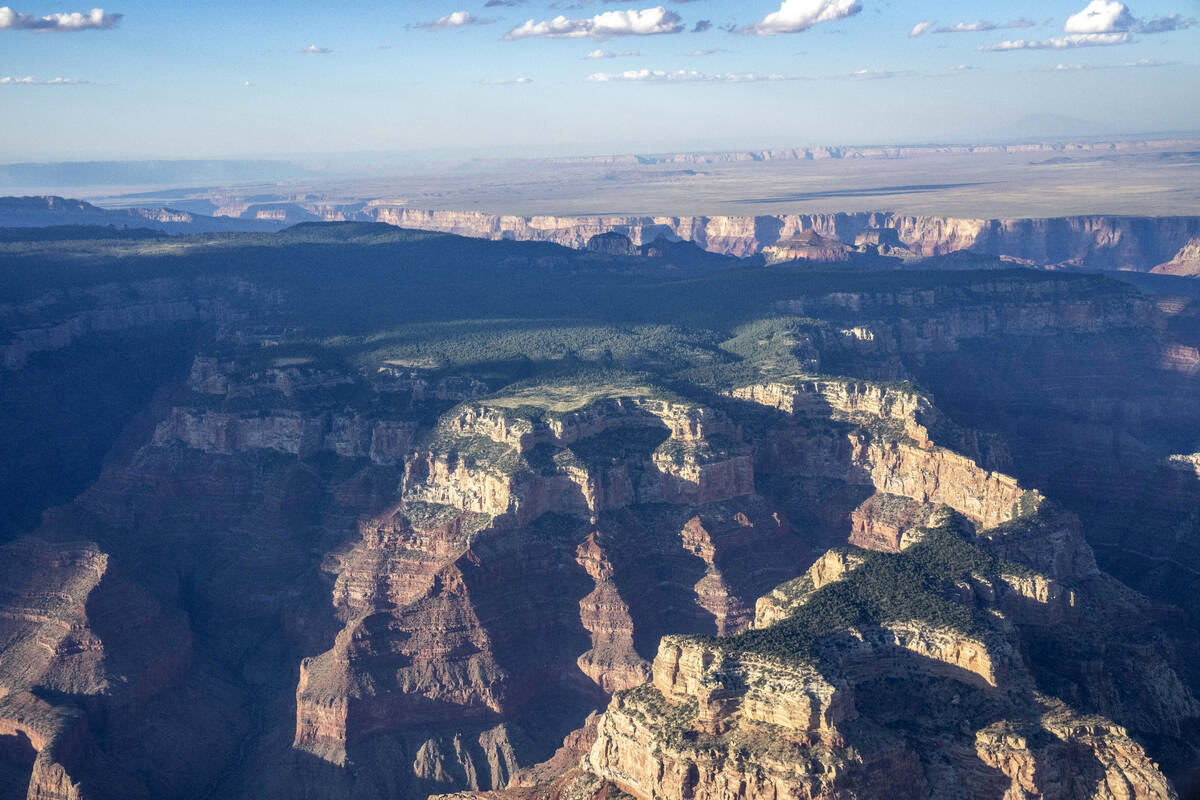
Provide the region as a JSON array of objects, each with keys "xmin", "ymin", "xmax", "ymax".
[{"xmin": 2, "ymin": 224, "xmax": 1199, "ymax": 799}]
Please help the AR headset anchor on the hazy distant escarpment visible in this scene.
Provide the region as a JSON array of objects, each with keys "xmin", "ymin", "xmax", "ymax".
[
  {"xmin": 0, "ymin": 196, "xmax": 286, "ymax": 234},
  {"xmin": 5, "ymin": 196, "xmax": 1200, "ymax": 272},
  {"xmin": 371, "ymin": 209, "xmax": 1200, "ymax": 272}
]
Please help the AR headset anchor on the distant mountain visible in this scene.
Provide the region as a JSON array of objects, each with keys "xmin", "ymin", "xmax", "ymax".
[{"xmin": 0, "ymin": 196, "xmax": 287, "ymax": 234}]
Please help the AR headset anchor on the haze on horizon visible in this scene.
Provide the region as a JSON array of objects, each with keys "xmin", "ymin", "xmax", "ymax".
[{"xmin": 1, "ymin": 0, "xmax": 1199, "ymax": 163}]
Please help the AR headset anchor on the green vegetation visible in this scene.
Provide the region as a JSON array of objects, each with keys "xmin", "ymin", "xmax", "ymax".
[
  {"xmin": 420, "ymin": 430, "xmax": 522, "ymax": 475},
  {"xmin": 714, "ymin": 518, "xmax": 1033, "ymax": 661}
]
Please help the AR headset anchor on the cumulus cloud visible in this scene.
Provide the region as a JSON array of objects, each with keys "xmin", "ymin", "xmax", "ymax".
[
  {"xmin": 1056, "ymin": 2, "xmax": 1190, "ymax": 36},
  {"xmin": 0, "ymin": 75, "xmax": 89, "ymax": 83},
  {"xmin": 411, "ymin": 10, "xmax": 493, "ymax": 30},
  {"xmin": 933, "ymin": 18, "xmax": 1034, "ymax": 33},
  {"xmin": 506, "ymin": 7, "xmax": 682, "ymax": 39},
  {"xmin": 482, "ymin": 76, "xmax": 533, "ymax": 84},
  {"xmin": 584, "ymin": 48, "xmax": 641, "ymax": 58},
  {"xmin": 0, "ymin": 6, "xmax": 121, "ymax": 31},
  {"xmin": 744, "ymin": 0, "xmax": 861, "ymax": 35},
  {"xmin": 978, "ymin": 3, "xmax": 1191, "ymax": 51},
  {"xmin": 1064, "ymin": 0, "xmax": 1136, "ymax": 32},
  {"xmin": 587, "ymin": 68, "xmax": 791, "ymax": 82},
  {"xmin": 980, "ymin": 32, "xmax": 1131, "ymax": 50},
  {"xmin": 691, "ymin": 19, "xmax": 711, "ymax": 32},
  {"xmin": 300, "ymin": 44, "xmax": 331, "ymax": 54},
  {"xmin": 909, "ymin": 20, "xmax": 935, "ymax": 37}
]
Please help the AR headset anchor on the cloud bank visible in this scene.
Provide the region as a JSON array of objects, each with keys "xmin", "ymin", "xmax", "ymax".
[
  {"xmin": 0, "ymin": 6, "xmax": 121, "ymax": 31},
  {"xmin": 980, "ymin": 32, "xmax": 1131, "ymax": 50},
  {"xmin": 1042, "ymin": 57, "xmax": 1173, "ymax": 70},
  {"xmin": 745, "ymin": 0, "xmax": 861, "ymax": 35},
  {"xmin": 506, "ymin": 7, "xmax": 682, "ymax": 39}
]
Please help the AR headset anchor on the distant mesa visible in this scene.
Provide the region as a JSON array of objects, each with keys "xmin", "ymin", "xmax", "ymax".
[{"xmin": 762, "ymin": 230, "xmax": 851, "ymax": 265}]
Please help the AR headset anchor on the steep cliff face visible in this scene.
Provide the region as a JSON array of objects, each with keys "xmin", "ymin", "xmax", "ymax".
[
  {"xmin": 0, "ymin": 535, "xmax": 244, "ymax": 800},
  {"xmin": 286, "ymin": 390, "xmax": 808, "ymax": 796}
]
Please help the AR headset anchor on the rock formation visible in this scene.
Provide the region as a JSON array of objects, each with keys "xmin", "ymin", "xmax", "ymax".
[{"xmin": 1152, "ymin": 237, "xmax": 1200, "ymax": 277}]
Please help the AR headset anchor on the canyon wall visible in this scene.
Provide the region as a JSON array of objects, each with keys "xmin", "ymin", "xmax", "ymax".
[{"xmin": 366, "ymin": 208, "xmax": 1200, "ymax": 271}]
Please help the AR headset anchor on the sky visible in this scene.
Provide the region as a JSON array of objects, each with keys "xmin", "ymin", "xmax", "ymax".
[{"xmin": 1, "ymin": 0, "xmax": 1199, "ymax": 161}]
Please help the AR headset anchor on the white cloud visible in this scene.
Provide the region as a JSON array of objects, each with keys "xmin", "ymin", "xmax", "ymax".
[
  {"xmin": 909, "ymin": 20, "xmax": 935, "ymax": 37},
  {"xmin": 587, "ymin": 68, "xmax": 791, "ymax": 82},
  {"xmin": 685, "ymin": 48, "xmax": 725, "ymax": 55},
  {"xmin": 1064, "ymin": 0, "xmax": 1135, "ymax": 33},
  {"xmin": 842, "ymin": 68, "xmax": 913, "ymax": 80},
  {"xmin": 980, "ymin": 32, "xmax": 1131, "ymax": 50},
  {"xmin": 584, "ymin": 48, "xmax": 641, "ymax": 58},
  {"xmin": 979, "ymin": 3, "xmax": 1190, "ymax": 52},
  {"xmin": 933, "ymin": 19, "xmax": 1033, "ymax": 33},
  {"xmin": 1042, "ymin": 57, "xmax": 1173, "ymax": 70},
  {"xmin": 939, "ymin": 20, "xmax": 996, "ymax": 32},
  {"xmin": 507, "ymin": 7, "xmax": 682, "ymax": 39},
  {"xmin": 482, "ymin": 76, "xmax": 533, "ymax": 84},
  {"xmin": 413, "ymin": 10, "xmax": 494, "ymax": 30},
  {"xmin": 0, "ymin": 6, "xmax": 121, "ymax": 32},
  {"xmin": 1060, "ymin": 1, "xmax": 1191, "ymax": 35},
  {"xmin": 0, "ymin": 75, "xmax": 89, "ymax": 84},
  {"xmin": 745, "ymin": 0, "xmax": 861, "ymax": 35},
  {"xmin": 300, "ymin": 44, "xmax": 331, "ymax": 54}
]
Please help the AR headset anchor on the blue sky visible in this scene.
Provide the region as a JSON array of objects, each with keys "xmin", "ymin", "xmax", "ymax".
[{"xmin": 1, "ymin": 0, "xmax": 1199, "ymax": 160}]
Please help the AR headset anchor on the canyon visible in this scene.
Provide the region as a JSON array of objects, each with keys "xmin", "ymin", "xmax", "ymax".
[
  {"xmin": 1, "ymin": 223, "xmax": 1199, "ymax": 799},
  {"xmin": 6, "ymin": 196, "xmax": 1200, "ymax": 274}
]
